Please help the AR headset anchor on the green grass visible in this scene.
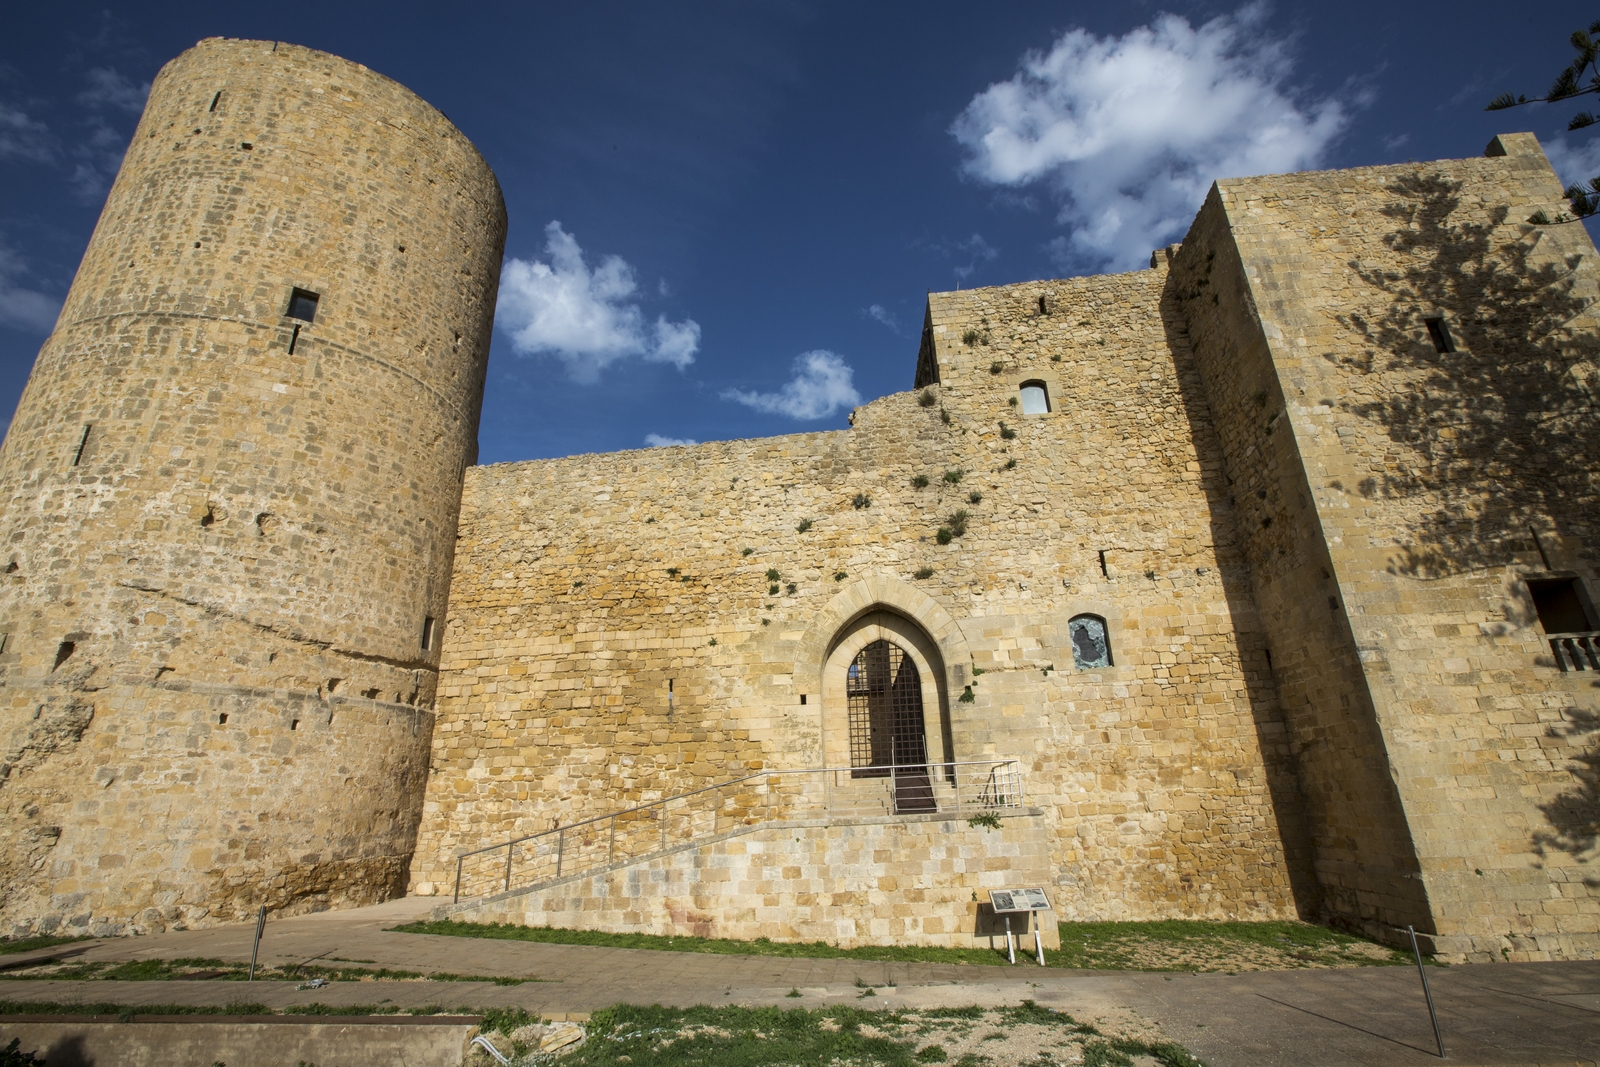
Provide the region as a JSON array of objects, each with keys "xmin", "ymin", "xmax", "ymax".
[
  {"xmin": 393, "ymin": 920, "xmax": 1018, "ymax": 967},
  {"xmin": 1051, "ymin": 919, "xmax": 1411, "ymax": 970},
  {"xmin": 0, "ymin": 955, "xmax": 536, "ymax": 985},
  {"xmin": 0, "ymin": 936, "xmax": 91, "ymax": 956},
  {"xmin": 555, "ymin": 1002, "xmax": 1201, "ymax": 1067},
  {"xmin": 395, "ymin": 917, "xmax": 1406, "ymax": 972},
  {"xmin": 0, "ymin": 998, "xmax": 1201, "ymax": 1065}
]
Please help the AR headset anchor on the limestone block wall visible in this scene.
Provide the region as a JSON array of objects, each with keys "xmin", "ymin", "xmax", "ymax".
[
  {"xmin": 1173, "ymin": 133, "xmax": 1600, "ymax": 960},
  {"xmin": 0, "ymin": 39, "xmax": 505, "ymax": 936},
  {"xmin": 442, "ymin": 813, "xmax": 1063, "ymax": 950},
  {"xmin": 414, "ymin": 264, "xmax": 1303, "ymax": 928}
]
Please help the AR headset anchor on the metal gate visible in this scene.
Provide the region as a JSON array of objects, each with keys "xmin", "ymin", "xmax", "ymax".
[{"xmin": 845, "ymin": 639, "xmax": 936, "ymax": 812}]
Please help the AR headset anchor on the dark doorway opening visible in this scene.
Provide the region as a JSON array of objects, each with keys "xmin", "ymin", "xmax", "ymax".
[{"xmin": 846, "ymin": 639, "xmax": 936, "ymax": 813}]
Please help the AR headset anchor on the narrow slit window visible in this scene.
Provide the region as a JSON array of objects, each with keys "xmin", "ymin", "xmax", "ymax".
[
  {"xmin": 288, "ymin": 324, "xmax": 301, "ymax": 355},
  {"xmin": 1527, "ymin": 578, "xmax": 1597, "ymax": 635},
  {"xmin": 1018, "ymin": 380, "xmax": 1051, "ymax": 415},
  {"xmin": 286, "ymin": 288, "xmax": 320, "ymax": 323},
  {"xmin": 420, "ymin": 616, "xmax": 435, "ymax": 651},
  {"xmin": 1424, "ymin": 317, "xmax": 1455, "ymax": 353},
  {"xmin": 209, "ymin": 91, "xmax": 222, "ymax": 112},
  {"xmin": 72, "ymin": 424, "xmax": 92, "ymax": 467}
]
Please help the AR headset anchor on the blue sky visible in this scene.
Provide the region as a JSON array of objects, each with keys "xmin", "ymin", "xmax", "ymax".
[{"xmin": 3, "ymin": 2, "xmax": 1598, "ymax": 464}]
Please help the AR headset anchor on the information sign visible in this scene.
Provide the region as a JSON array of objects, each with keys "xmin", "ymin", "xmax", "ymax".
[{"xmin": 988, "ymin": 888, "xmax": 1051, "ymax": 913}]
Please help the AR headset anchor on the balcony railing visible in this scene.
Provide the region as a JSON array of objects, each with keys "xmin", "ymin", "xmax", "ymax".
[
  {"xmin": 451, "ymin": 758, "xmax": 1025, "ymax": 903},
  {"xmin": 1549, "ymin": 631, "xmax": 1600, "ymax": 672}
]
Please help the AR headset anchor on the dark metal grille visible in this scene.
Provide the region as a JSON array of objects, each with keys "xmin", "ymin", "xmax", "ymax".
[{"xmin": 845, "ymin": 640, "xmax": 932, "ymax": 813}]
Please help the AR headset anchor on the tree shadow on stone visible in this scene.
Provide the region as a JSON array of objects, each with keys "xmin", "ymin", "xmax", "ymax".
[
  {"xmin": 1330, "ymin": 173, "xmax": 1600, "ymax": 578},
  {"xmin": 1534, "ymin": 702, "xmax": 1600, "ymax": 885}
]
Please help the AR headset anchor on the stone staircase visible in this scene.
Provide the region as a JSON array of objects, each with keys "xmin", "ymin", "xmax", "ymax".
[{"xmin": 434, "ymin": 760, "xmax": 1058, "ymax": 950}]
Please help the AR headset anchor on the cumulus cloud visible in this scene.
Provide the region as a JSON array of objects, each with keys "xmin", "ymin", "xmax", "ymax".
[
  {"xmin": 0, "ymin": 103, "xmax": 52, "ymax": 163},
  {"xmin": 0, "ymin": 242, "xmax": 62, "ymax": 333},
  {"xmin": 951, "ymin": 4, "xmax": 1346, "ymax": 272},
  {"xmin": 77, "ymin": 68, "xmax": 149, "ymax": 114},
  {"xmin": 723, "ymin": 350, "xmax": 861, "ymax": 420},
  {"xmin": 644, "ymin": 433, "xmax": 697, "ymax": 448},
  {"xmin": 496, "ymin": 222, "xmax": 700, "ymax": 383}
]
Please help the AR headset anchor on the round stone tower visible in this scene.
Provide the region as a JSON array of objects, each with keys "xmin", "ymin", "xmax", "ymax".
[{"xmin": 0, "ymin": 39, "xmax": 505, "ymax": 936}]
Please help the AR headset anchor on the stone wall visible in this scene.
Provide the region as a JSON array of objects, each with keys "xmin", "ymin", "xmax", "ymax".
[
  {"xmin": 0, "ymin": 38, "xmax": 505, "ymax": 936},
  {"xmin": 413, "ymin": 261, "xmax": 1302, "ymax": 926},
  {"xmin": 441, "ymin": 812, "xmax": 1063, "ymax": 951},
  {"xmin": 1172, "ymin": 133, "xmax": 1600, "ymax": 960}
]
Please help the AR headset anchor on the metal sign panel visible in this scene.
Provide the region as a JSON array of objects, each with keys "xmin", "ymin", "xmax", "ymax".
[{"xmin": 988, "ymin": 887, "xmax": 1051, "ymax": 913}]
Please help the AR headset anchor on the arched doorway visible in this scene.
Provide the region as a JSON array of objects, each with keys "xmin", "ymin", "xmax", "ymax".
[{"xmin": 845, "ymin": 639, "xmax": 936, "ymax": 812}]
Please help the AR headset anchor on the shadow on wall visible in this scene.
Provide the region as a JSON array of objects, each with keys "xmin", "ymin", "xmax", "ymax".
[
  {"xmin": 1157, "ymin": 277, "xmax": 1324, "ymax": 920},
  {"xmin": 1535, "ymin": 700, "xmax": 1600, "ymax": 885},
  {"xmin": 1331, "ymin": 174, "xmax": 1600, "ymax": 579}
]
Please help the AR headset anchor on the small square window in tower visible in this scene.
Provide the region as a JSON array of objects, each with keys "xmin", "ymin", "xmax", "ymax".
[
  {"xmin": 286, "ymin": 288, "xmax": 320, "ymax": 323},
  {"xmin": 1527, "ymin": 578, "xmax": 1597, "ymax": 635},
  {"xmin": 1019, "ymin": 381, "xmax": 1050, "ymax": 415}
]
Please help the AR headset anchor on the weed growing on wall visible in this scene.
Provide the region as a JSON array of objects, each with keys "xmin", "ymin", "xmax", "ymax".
[
  {"xmin": 911, "ymin": 474, "xmax": 930, "ymax": 488},
  {"xmin": 913, "ymin": 567, "xmax": 934, "ymax": 579},
  {"xmin": 796, "ymin": 519, "xmax": 813, "ymax": 533},
  {"xmin": 918, "ymin": 389, "xmax": 937, "ymax": 407},
  {"xmin": 942, "ymin": 469, "xmax": 963, "ymax": 484}
]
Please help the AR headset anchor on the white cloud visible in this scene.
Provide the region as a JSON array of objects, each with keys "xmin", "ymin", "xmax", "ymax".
[
  {"xmin": 496, "ymin": 222, "xmax": 700, "ymax": 383},
  {"xmin": 644, "ymin": 433, "xmax": 697, "ymax": 448},
  {"xmin": 0, "ymin": 103, "xmax": 52, "ymax": 162},
  {"xmin": 78, "ymin": 68, "xmax": 149, "ymax": 114},
  {"xmin": 723, "ymin": 350, "xmax": 861, "ymax": 420},
  {"xmin": 864, "ymin": 304, "xmax": 901, "ymax": 333},
  {"xmin": 0, "ymin": 242, "xmax": 61, "ymax": 333},
  {"xmin": 1545, "ymin": 136, "xmax": 1600, "ymax": 190},
  {"xmin": 951, "ymin": 4, "xmax": 1346, "ymax": 272}
]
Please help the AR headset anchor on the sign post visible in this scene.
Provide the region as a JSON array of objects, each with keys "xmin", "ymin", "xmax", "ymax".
[{"xmin": 988, "ymin": 888, "xmax": 1051, "ymax": 966}]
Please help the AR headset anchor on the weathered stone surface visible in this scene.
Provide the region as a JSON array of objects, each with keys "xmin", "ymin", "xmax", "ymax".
[
  {"xmin": 0, "ymin": 38, "xmax": 505, "ymax": 936},
  {"xmin": 1171, "ymin": 132, "xmax": 1600, "ymax": 961},
  {"xmin": 443, "ymin": 813, "xmax": 1063, "ymax": 950}
]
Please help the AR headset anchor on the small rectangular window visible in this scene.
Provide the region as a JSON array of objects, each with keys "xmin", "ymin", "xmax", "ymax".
[
  {"xmin": 286, "ymin": 288, "xmax": 320, "ymax": 323},
  {"xmin": 420, "ymin": 616, "xmax": 435, "ymax": 651},
  {"xmin": 1527, "ymin": 578, "xmax": 1596, "ymax": 634},
  {"xmin": 1424, "ymin": 317, "xmax": 1455, "ymax": 353}
]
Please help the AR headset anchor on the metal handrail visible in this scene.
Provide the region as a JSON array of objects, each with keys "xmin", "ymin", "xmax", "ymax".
[{"xmin": 451, "ymin": 758, "xmax": 1024, "ymax": 903}]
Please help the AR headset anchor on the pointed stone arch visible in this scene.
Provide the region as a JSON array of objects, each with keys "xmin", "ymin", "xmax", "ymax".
[{"xmin": 798, "ymin": 577, "xmax": 971, "ymax": 773}]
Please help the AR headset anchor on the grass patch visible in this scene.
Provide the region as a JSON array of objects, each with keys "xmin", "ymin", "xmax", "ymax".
[
  {"xmin": 560, "ymin": 1002, "xmax": 1196, "ymax": 1067},
  {"xmin": 0, "ymin": 954, "xmax": 536, "ymax": 985},
  {"xmin": 0, "ymin": 936, "xmax": 91, "ymax": 957},
  {"xmin": 393, "ymin": 921, "xmax": 1018, "ymax": 967},
  {"xmin": 396, "ymin": 918, "xmax": 1406, "ymax": 974},
  {"xmin": 1052, "ymin": 919, "xmax": 1410, "ymax": 971},
  {"xmin": 0, "ymin": 999, "xmax": 273, "ymax": 1019}
]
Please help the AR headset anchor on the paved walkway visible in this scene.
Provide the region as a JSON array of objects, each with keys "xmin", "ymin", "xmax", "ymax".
[{"xmin": 2, "ymin": 898, "xmax": 1596, "ymax": 1066}]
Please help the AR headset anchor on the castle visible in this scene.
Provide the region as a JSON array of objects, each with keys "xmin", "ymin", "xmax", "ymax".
[{"xmin": 0, "ymin": 39, "xmax": 1595, "ymax": 965}]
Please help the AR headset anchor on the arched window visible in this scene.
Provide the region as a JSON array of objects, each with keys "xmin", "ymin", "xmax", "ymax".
[
  {"xmin": 1018, "ymin": 380, "xmax": 1050, "ymax": 415},
  {"xmin": 1068, "ymin": 614, "xmax": 1112, "ymax": 669}
]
